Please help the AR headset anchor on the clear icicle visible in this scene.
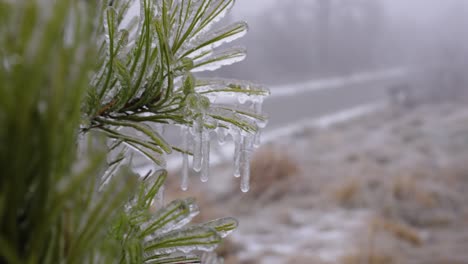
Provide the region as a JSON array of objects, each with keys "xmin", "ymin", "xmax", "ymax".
[
  {"xmin": 233, "ymin": 133, "xmax": 242, "ymax": 178},
  {"xmin": 217, "ymin": 127, "xmax": 227, "ymax": 145},
  {"xmin": 253, "ymin": 129, "xmax": 262, "ymax": 148},
  {"xmin": 253, "ymin": 101, "xmax": 263, "ymax": 148},
  {"xmin": 181, "ymin": 127, "xmax": 189, "ymax": 191},
  {"xmin": 240, "ymin": 136, "xmax": 253, "ymax": 192},
  {"xmin": 181, "ymin": 153, "xmax": 189, "ymax": 190},
  {"xmin": 200, "ymin": 131, "xmax": 210, "ymax": 183},
  {"xmin": 192, "ymin": 117, "xmax": 203, "ymax": 172},
  {"xmin": 240, "ymin": 157, "xmax": 251, "ymax": 192}
]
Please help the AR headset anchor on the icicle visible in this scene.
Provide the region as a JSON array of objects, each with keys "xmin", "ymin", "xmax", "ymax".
[
  {"xmin": 217, "ymin": 127, "xmax": 227, "ymax": 145},
  {"xmin": 240, "ymin": 135, "xmax": 253, "ymax": 192},
  {"xmin": 192, "ymin": 116, "xmax": 203, "ymax": 172},
  {"xmin": 240, "ymin": 159, "xmax": 251, "ymax": 192},
  {"xmin": 253, "ymin": 129, "xmax": 262, "ymax": 148},
  {"xmin": 253, "ymin": 101, "xmax": 263, "ymax": 148},
  {"xmin": 181, "ymin": 127, "xmax": 189, "ymax": 191},
  {"xmin": 233, "ymin": 133, "xmax": 242, "ymax": 178},
  {"xmin": 200, "ymin": 131, "xmax": 210, "ymax": 183}
]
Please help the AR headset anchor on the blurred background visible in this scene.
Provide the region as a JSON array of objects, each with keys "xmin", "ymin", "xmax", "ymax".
[
  {"xmin": 223, "ymin": 0, "xmax": 468, "ymax": 85},
  {"xmin": 164, "ymin": 1, "xmax": 468, "ymax": 263}
]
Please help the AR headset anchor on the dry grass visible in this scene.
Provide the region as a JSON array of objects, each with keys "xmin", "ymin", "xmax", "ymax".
[
  {"xmin": 330, "ymin": 178, "xmax": 362, "ymax": 208},
  {"xmin": 392, "ymin": 174, "xmax": 437, "ymax": 208},
  {"xmin": 340, "ymin": 253, "xmax": 395, "ymax": 264},
  {"xmin": 370, "ymin": 217, "xmax": 422, "ymax": 247},
  {"xmin": 157, "ymin": 104, "xmax": 468, "ymax": 263},
  {"xmin": 240, "ymin": 144, "xmax": 300, "ymax": 201},
  {"xmin": 285, "ymin": 255, "xmax": 327, "ymax": 264}
]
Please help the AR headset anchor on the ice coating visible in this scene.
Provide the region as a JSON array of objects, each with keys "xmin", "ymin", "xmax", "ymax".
[
  {"xmin": 190, "ymin": 0, "xmax": 236, "ymax": 40},
  {"xmin": 194, "ymin": 78, "xmax": 270, "ymax": 97},
  {"xmin": 144, "ymin": 226, "xmax": 221, "ymax": 255},
  {"xmin": 155, "ymin": 183, "xmax": 165, "ymax": 208},
  {"xmin": 103, "ymin": 7, "xmax": 116, "ymax": 51},
  {"xmin": 202, "ymin": 217, "xmax": 238, "ymax": 238},
  {"xmin": 128, "ymin": 1, "xmax": 269, "ymax": 192},
  {"xmin": 143, "ymin": 198, "xmax": 200, "ymax": 236},
  {"xmin": 183, "ymin": 0, "xmax": 235, "ymax": 43},
  {"xmin": 179, "ymin": 21, "xmax": 248, "ymax": 59},
  {"xmin": 192, "ymin": 47, "xmax": 247, "ymax": 72},
  {"xmin": 176, "ymin": 79, "xmax": 269, "ymax": 190}
]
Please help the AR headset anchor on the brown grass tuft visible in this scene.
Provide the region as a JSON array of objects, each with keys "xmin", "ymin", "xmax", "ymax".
[
  {"xmin": 371, "ymin": 217, "xmax": 422, "ymax": 247},
  {"xmin": 245, "ymin": 144, "xmax": 300, "ymax": 200},
  {"xmin": 392, "ymin": 174, "xmax": 437, "ymax": 208},
  {"xmin": 330, "ymin": 179, "xmax": 361, "ymax": 208},
  {"xmin": 341, "ymin": 252, "xmax": 395, "ymax": 264}
]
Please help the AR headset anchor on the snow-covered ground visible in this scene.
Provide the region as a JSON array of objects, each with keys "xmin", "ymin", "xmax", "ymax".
[{"xmin": 166, "ymin": 102, "xmax": 468, "ymax": 264}]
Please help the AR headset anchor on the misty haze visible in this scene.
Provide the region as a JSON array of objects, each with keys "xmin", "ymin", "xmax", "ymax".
[{"xmin": 171, "ymin": 0, "xmax": 468, "ymax": 263}]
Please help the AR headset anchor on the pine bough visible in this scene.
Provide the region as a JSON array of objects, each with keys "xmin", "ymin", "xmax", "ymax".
[{"xmin": 0, "ymin": 0, "xmax": 268, "ymax": 263}]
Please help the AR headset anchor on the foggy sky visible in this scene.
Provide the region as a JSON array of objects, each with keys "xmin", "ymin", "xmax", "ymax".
[{"xmin": 232, "ymin": 0, "xmax": 467, "ymax": 23}]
